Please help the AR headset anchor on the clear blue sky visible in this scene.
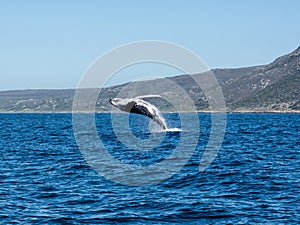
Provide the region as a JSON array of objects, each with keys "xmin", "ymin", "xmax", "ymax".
[{"xmin": 1, "ymin": 0, "xmax": 300, "ymax": 90}]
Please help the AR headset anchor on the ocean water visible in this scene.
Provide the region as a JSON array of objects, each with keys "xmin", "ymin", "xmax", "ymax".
[{"xmin": 1, "ymin": 113, "xmax": 299, "ymax": 224}]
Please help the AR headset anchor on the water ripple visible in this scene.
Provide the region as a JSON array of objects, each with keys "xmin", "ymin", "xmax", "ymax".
[{"xmin": 0, "ymin": 113, "xmax": 299, "ymax": 224}]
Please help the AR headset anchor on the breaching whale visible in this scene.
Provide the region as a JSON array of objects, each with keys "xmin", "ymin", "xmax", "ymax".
[{"xmin": 109, "ymin": 95, "xmax": 167, "ymax": 130}]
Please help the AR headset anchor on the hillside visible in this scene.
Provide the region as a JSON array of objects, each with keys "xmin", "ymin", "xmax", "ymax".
[{"xmin": 0, "ymin": 47, "xmax": 299, "ymax": 112}]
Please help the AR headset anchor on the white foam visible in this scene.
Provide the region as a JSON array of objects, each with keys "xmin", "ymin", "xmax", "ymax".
[
  {"xmin": 148, "ymin": 127, "xmax": 181, "ymax": 133},
  {"xmin": 165, "ymin": 128, "xmax": 182, "ymax": 132}
]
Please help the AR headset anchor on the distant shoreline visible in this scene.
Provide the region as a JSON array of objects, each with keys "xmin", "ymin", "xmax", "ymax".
[{"xmin": 0, "ymin": 110, "xmax": 299, "ymax": 114}]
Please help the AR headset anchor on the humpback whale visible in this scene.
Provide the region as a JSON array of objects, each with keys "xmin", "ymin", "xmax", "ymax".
[{"xmin": 109, "ymin": 95, "xmax": 167, "ymax": 130}]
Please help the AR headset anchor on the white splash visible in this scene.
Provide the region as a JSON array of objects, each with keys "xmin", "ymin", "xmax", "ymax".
[
  {"xmin": 149, "ymin": 119, "xmax": 181, "ymax": 133},
  {"xmin": 165, "ymin": 128, "xmax": 182, "ymax": 132}
]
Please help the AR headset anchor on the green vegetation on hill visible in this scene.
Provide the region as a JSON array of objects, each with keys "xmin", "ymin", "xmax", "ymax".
[{"xmin": 232, "ymin": 71, "xmax": 300, "ymax": 110}]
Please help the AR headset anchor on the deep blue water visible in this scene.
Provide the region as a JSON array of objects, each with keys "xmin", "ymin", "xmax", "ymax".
[{"xmin": 1, "ymin": 113, "xmax": 299, "ymax": 224}]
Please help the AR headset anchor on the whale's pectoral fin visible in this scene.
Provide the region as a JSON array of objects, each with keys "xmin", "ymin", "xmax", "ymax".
[{"xmin": 135, "ymin": 95, "xmax": 162, "ymax": 100}]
